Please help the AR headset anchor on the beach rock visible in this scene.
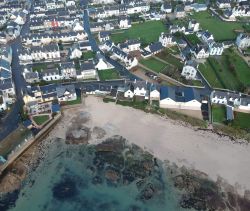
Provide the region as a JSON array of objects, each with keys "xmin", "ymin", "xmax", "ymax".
[
  {"xmin": 66, "ymin": 126, "xmax": 91, "ymax": 145},
  {"xmin": 92, "ymin": 176, "xmax": 103, "ymax": 185},
  {"xmin": 105, "ymin": 168, "xmax": 120, "ymax": 183},
  {"xmin": 140, "ymin": 183, "xmax": 155, "ymax": 201},
  {"xmin": 52, "ymin": 177, "xmax": 77, "ymax": 200},
  {"xmin": 92, "ymin": 126, "xmax": 106, "ymax": 139}
]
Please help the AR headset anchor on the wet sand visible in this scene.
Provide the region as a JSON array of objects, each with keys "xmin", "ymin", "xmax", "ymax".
[{"xmin": 49, "ymin": 96, "xmax": 250, "ymax": 195}]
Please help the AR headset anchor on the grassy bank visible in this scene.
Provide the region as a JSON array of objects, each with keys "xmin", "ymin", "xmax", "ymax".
[
  {"xmin": 191, "ymin": 11, "xmax": 243, "ymax": 41},
  {"xmin": 98, "ymin": 69, "xmax": 120, "ymax": 81},
  {"xmin": 199, "ymin": 48, "xmax": 250, "ymax": 91},
  {"xmin": 111, "ymin": 21, "xmax": 167, "ymax": 45},
  {"xmin": 212, "ymin": 105, "xmax": 226, "ymax": 123},
  {"xmin": 140, "ymin": 58, "xmax": 167, "ymax": 73}
]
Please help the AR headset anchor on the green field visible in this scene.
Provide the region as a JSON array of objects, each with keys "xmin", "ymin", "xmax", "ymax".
[
  {"xmin": 140, "ymin": 58, "xmax": 167, "ymax": 73},
  {"xmin": 98, "ymin": 69, "xmax": 120, "ymax": 80},
  {"xmin": 111, "ymin": 21, "xmax": 167, "ymax": 45},
  {"xmin": 212, "ymin": 105, "xmax": 226, "ymax": 123},
  {"xmin": 199, "ymin": 49, "xmax": 250, "ymax": 91},
  {"xmin": 232, "ymin": 112, "xmax": 250, "ymax": 129},
  {"xmin": 33, "ymin": 115, "xmax": 50, "ymax": 126},
  {"xmin": 32, "ymin": 63, "xmax": 47, "ymax": 72},
  {"xmin": 191, "ymin": 11, "xmax": 243, "ymax": 41},
  {"xmin": 156, "ymin": 50, "xmax": 184, "ymax": 70}
]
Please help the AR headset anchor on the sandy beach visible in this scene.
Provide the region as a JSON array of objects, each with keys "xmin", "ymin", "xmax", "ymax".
[{"xmin": 47, "ymin": 96, "xmax": 250, "ymax": 194}]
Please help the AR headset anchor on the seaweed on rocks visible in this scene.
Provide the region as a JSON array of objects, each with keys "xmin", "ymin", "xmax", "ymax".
[
  {"xmin": 0, "ymin": 190, "xmax": 19, "ymax": 211},
  {"xmin": 52, "ymin": 177, "xmax": 78, "ymax": 200}
]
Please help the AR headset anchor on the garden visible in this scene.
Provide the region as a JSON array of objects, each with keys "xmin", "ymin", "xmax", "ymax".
[
  {"xmin": 98, "ymin": 69, "xmax": 120, "ymax": 81},
  {"xmin": 111, "ymin": 20, "xmax": 168, "ymax": 45}
]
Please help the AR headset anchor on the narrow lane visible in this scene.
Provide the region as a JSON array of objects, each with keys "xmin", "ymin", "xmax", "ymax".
[{"xmin": 82, "ymin": 9, "xmax": 141, "ymax": 81}]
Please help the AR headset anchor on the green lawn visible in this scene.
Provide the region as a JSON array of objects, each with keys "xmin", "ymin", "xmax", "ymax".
[
  {"xmin": 232, "ymin": 112, "xmax": 250, "ymax": 129},
  {"xmin": 98, "ymin": 69, "xmax": 120, "ymax": 80},
  {"xmin": 140, "ymin": 58, "xmax": 167, "ymax": 73},
  {"xmin": 111, "ymin": 21, "xmax": 167, "ymax": 45},
  {"xmin": 156, "ymin": 50, "xmax": 184, "ymax": 70},
  {"xmin": 82, "ymin": 51, "xmax": 95, "ymax": 60},
  {"xmin": 198, "ymin": 49, "xmax": 250, "ymax": 91},
  {"xmin": 191, "ymin": 11, "xmax": 244, "ymax": 41},
  {"xmin": 33, "ymin": 115, "xmax": 50, "ymax": 126},
  {"xmin": 224, "ymin": 49, "xmax": 250, "ymax": 88},
  {"xmin": 199, "ymin": 61, "xmax": 224, "ymax": 88},
  {"xmin": 65, "ymin": 96, "xmax": 82, "ymax": 105},
  {"xmin": 32, "ymin": 63, "xmax": 47, "ymax": 72},
  {"xmin": 184, "ymin": 34, "xmax": 202, "ymax": 45},
  {"xmin": 212, "ymin": 105, "xmax": 226, "ymax": 123}
]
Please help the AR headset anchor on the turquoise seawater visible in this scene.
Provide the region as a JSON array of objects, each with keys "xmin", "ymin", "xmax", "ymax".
[{"xmin": 9, "ymin": 137, "xmax": 186, "ymax": 211}]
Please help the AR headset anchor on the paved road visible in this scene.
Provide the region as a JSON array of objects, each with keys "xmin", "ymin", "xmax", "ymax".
[
  {"xmin": 0, "ymin": 0, "xmax": 213, "ymax": 141},
  {"xmin": 0, "ymin": 7, "xmax": 31, "ymax": 141},
  {"xmin": 82, "ymin": 9, "xmax": 141, "ymax": 81}
]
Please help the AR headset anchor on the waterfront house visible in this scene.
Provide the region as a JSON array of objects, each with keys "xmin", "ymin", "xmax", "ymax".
[
  {"xmin": 56, "ymin": 84, "xmax": 77, "ymax": 102},
  {"xmin": 160, "ymin": 86, "xmax": 202, "ymax": 110}
]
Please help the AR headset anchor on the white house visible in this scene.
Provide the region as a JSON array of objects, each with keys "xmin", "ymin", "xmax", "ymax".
[
  {"xmin": 181, "ymin": 60, "xmax": 198, "ymax": 80},
  {"xmin": 188, "ymin": 20, "xmax": 199, "ymax": 32},
  {"xmin": 118, "ymin": 39, "xmax": 141, "ymax": 52},
  {"xmin": 14, "ymin": 12, "xmax": 26, "ymax": 25},
  {"xmin": 95, "ymin": 52, "xmax": 114, "ymax": 70},
  {"xmin": 60, "ymin": 61, "xmax": 77, "ymax": 79},
  {"xmin": 0, "ymin": 80, "xmax": 15, "ymax": 102},
  {"xmin": 0, "ymin": 95, "xmax": 7, "ymax": 111},
  {"xmin": 174, "ymin": 5, "xmax": 185, "ymax": 18},
  {"xmin": 236, "ymin": 33, "xmax": 250, "ymax": 49},
  {"xmin": 72, "ymin": 20, "xmax": 84, "ymax": 32},
  {"xmin": 216, "ymin": 0, "xmax": 231, "ymax": 9},
  {"xmin": 239, "ymin": 97, "xmax": 250, "ymax": 112},
  {"xmin": 77, "ymin": 61, "xmax": 97, "ymax": 80},
  {"xmin": 19, "ymin": 44, "xmax": 60, "ymax": 64},
  {"xmin": 201, "ymin": 31, "xmax": 214, "ymax": 44},
  {"xmin": 161, "ymin": 2, "xmax": 172, "ymax": 13},
  {"xmin": 69, "ymin": 45, "xmax": 82, "ymax": 59},
  {"xmin": 209, "ymin": 42, "xmax": 224, "ymax": 56},
  {"xmin": 133, "ymin": 81, "xmax": 148, "ymax": 99},
  {"xmin": 145, "ymin": 42, "xmax": 164, "ymax": 55},
  {"xmin": 210, "ymin": 90, "xmax": 241, "ymax": 107},
  {"xmin": 56, "ymin": 84, "xmax": 77, "ymax": 102},
  {"xmin": 232, "ymin": 6, "xmax": 250, "ymax": 17},
  {"xmin": 150, "ymin": 84, "xmax": 160, "ymax": 101},
  {"xmin": 124, "ymin": 80, "xmax": 148, "ymax": 99},
  {"xmin": 159, "ymin": 32, "xmax": 176, "ymax": 47},
  {"xmin": 191, "ymin": 44, "xmax": 209, "ymax": 59},
  {"xmin": 41, "ymin": 68, "xmax": 62, "ymax": 81},
  {"xmin": 98, "ymin": 31, "xmax": 110, "ymax": 43},
  {"xmin": 169, "ymin": 25, "xmax": 185, "ymax": 34},
  {"xmin": 160, "ymin": 86, "xmax": 202, "ymax": 111},
  {"xmin": 119, "ymin": 17, "xmax": 131, "ymax": 29}
]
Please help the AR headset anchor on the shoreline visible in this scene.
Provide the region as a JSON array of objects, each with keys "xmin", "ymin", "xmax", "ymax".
[{"xmin": 1, "ymin": 96, "xmax": 250, "ymax": 197}]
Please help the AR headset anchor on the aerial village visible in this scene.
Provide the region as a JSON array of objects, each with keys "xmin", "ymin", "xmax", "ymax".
[{"xmin": 0, "ymin": 0, "xmax": 250, "ymax": 162}]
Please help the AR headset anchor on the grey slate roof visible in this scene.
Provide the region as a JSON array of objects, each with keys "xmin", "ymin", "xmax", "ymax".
[{"xmin": 56, "ymin": 84, "xmax": 76, "ymax": 98}]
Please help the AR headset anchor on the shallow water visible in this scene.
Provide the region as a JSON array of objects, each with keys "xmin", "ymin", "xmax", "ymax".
[{"xmin": 9, "ymin": 137, "xmax": 186, "ymax": 211}]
